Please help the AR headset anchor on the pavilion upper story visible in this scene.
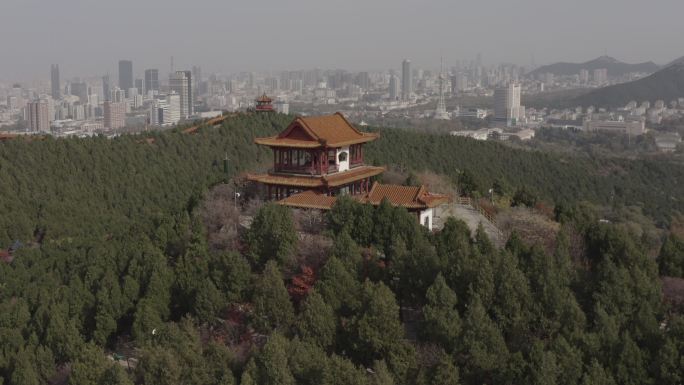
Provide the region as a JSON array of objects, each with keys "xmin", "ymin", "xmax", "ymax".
[
  {"xmin": 247, "ymin": 113, "xmax": 384, "ymax": 198},
  {"xmin": 254, "ymin": 112, "xmax": 379, "ymax": 175}
]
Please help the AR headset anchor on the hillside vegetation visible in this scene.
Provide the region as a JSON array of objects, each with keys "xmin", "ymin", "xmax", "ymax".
[
  {"xmin": 367, "ymin": 129, "xmax": 684, "ymax": 226},
  {"xmin": 0, "ymin": 113, "xmax": 683, "ymax": 385}
]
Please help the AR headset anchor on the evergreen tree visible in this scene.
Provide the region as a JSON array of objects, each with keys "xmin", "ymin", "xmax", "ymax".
[
  {"xmin": 422, "ymin": 273, "xmax": 461, "ymax": 352},
  {"xmin": 252, "ymin": 261, "xmax": 295, "ymax": 333},
  {"xmin": 297, "ymin": 291, "xmax": 336, "ymax": 349},
  {"xmin": 658, "ymin": 234, "xmax": 684, "ymax": 277},
  {"xmin": 247, "ymin": 203, "xmax": 298, "ymax": 267},
  {"xmin": 460, "ymin": 295, "xmax": 509, "ymax": 383},
  {"xmin": 255, "ymin": 333, "xmax": 295, "ymax": 385},
  {"xmin": 316, "ymin": 257, "xmax": 361, "ymax": 315},
  {"xmin": 580, "ymin": 360, "xmax": 616, "ymax": 385},
  {"xmin": 527, "ymin": 341, "xmax": 559, "ymax": 385}
]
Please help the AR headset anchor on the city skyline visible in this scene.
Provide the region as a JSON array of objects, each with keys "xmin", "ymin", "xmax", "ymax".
[{"xmin": 2, "ymin": 0, "xmax": 684, "ymax": 81}]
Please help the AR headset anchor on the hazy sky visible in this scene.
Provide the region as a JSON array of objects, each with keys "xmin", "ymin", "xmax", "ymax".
[{"xmin": 2, "ymin": 0, "xmax": 684, "ymax": 82}]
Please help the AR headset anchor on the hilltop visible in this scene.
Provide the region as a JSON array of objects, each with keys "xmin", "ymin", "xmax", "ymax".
[
  {"xmin": 573, "ymin": 61, "xmax": 684, "ymax": 108},
  {"xmin": 529, "ymin": 55, "xmax": 660, "ymax": 77}
]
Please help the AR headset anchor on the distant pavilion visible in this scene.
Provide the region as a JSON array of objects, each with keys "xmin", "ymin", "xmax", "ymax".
[{"xmin": 255, "ymin": 93, "xmax": 274, "ymax": 112}]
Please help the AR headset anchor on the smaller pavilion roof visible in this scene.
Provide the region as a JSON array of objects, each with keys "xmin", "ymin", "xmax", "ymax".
[
  {"xmin": 255, "ymin": 93, "xmax": 273, "ymax": 103},
  {"xmin": 277, "ymin": 182, "xmax": 451, "ymax": 211},
  {"xmin": 355, "ymin": 182, "xmax": 451, "ymax": 209}
]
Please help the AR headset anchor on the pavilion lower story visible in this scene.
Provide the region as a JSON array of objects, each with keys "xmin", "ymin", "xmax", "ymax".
[
  {"xmin": 247, "ymin": 165, "xmax": 386, "ymax": 201},
  {"xmin": 265, "ymin": 177, "xmax": 372, "ymax": 200}
]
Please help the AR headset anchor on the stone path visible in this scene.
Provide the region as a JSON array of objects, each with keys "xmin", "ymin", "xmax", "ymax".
[{"xmin": 433, "ymin": 203, "xmax": 504, "ymax": 247}]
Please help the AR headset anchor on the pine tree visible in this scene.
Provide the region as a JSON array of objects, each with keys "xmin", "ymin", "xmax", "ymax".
[
  {"xmin": 297, "ymin": 291, "xmax": 336, "ymax": 349},
  {"xmin": 247, "ymin": 203, "xmax": 298, "ymax": 267},
  {"xmin": 256, "ymin": 333, "xmax": 295, "ymax": 385},
  {"xmin": 252, "ymin": 261, "xmax": 294, "ymax": 333},
  {"xmin": 422, "ymin": 273, "xmax": 461, "ymax": 352},
  {"xmin": 316, "ymin": 257, "xmax": 361, "ymax": 315},
  {"xmin": 460, "ymin": 295, "xmax": 509, "ymax": 383}
]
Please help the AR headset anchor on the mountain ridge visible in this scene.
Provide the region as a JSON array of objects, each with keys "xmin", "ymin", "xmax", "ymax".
[
  {"xmin": 572, "ymin": 61, "xmax": 684, "ymax": 108},
  {"xmin": 529, "ymin": 56, "xmax": 660, "ymax": 77}
]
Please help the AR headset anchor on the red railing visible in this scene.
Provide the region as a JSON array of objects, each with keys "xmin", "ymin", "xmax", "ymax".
[{"xmin": 270, "ymin": 163, "xmax": 339, "ymax": 175}]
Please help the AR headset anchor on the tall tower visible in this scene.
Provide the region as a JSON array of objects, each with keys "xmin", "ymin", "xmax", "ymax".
[
  {"xmin": 51, "ymin": 64, "xmax": 61, "ymax": 100},
  {"xmin": 493, "ymin": 83, "xmax": 521, "ymax": 126},
  {"xmin": 102, "ymin": 74, "xmax": 111, "ymax": 101},
  {"xmin": 144, "ymin": 69, "xmax": 159, "ymax": 94},
  {"xmin": 169, "ymin": 71, "xmax": 193, "ymax": 117},
  {"xmin": 434, "ymin": 57, "xmax": 450, "ymax": 120},
  {"xmin": 401, "ymin": 59, "xmax": 412, "ymax": 101},
  {"xmin": 118, "ymin": 60, "xmax": 133, "ymax": 96}
]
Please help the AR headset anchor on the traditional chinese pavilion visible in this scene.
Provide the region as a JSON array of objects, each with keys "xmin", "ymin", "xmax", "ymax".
[
  {"xmin": 247, "ymin": 112, "xmax": 450, "ymax": 229},
  {"xmin": 247, "ymin": 112, "xmax": 385, "ymax": 199},
  {"xmin": 255, "ymin": 93, "xmax": 274, "ymax": 112}
]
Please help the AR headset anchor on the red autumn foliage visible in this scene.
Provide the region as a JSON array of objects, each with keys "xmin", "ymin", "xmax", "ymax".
[
  {"xmin": 288, "ymin": 265, "xmax": 316, "ymax": 303},
  {"xmin": 535, "ymin": 201, "xmax": 555, "ymax": 219}
]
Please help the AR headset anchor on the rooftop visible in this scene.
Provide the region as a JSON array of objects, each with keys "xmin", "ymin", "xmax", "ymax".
[
  {"xmin": 256, "ymin": 93, "xmax": 273, "ymax": 103},
  {"xmin": 254, "ymin": 112, "xmax": 379, "ymax": 148},
  {"xmin": 277, "ymin": 182, "xmax": 451, "ymax": 211},
  {"xmin": 356, "ymin": 182, "xmax": 451, "ymax": 209},
  {"xmin": 247, "ymin": 165, "xmax": 386, "ymax": 188}
]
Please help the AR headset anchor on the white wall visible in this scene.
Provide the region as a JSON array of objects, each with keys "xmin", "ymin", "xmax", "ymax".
[
  {"xmin": 336, "ymin": 146, "xmax": 350, "ymax": 172},
  {"xmin": 419, "ymin": 208, "xmax": 434, "ymax": 230}
]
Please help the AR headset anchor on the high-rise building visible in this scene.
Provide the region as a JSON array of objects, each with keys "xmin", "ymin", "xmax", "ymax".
[
  {"xmin": 118, "ymin": 60, "xmax": 134, "ymax": 96},
  {"xmin": 356, "ymin": 72, "xmax": 370, "ymax": 89},
  {"xmin": 70, "ymin": 82, "xmax": 89, "ymax": 103},
  {"xmin": 26, "ymin": 100, "xmax": 50, "ymax": 132},
  {"xmin": 169, "ymin": 71, "xmax": 193, "ymax": 117},
  {"xmin": 593, "ymin": 68, "xmax": 608, "ymax": 85},
  {"xmin": 451, "ymin": 73, "xmax": 468, "ymax": 93},
  {"xmin": 51, "ymin": 64, "xmax": 61, "ymax": 100},
  {"xmin": 493, "ymin": 83, "xmax": 522, "ymax": 126},
  {"xmin": 579, "ymin": 69, "xmax": 590, "ymax": 84},
  {"xmin": 104, "ymin": 101, "xmax": 126, "ymax": 130},
  {"xmin": 192, "ymin": 66, "xmax": 202, "ymax": 94},
  {"xmin": 150, "ymin": 93, "xmax": 181, "ymax": 126},
  {"xmin": 144, "ymin": 69, "xmax": 159, "ymax": 93},
  {"xmin": 401, "ymin": 59, "xmax": 412, "ymax": 100},
  {"xmin": 388, "ymin": 74, "xmax": 400, "ymax": 100},
  {"xmin": 102, "ymin": 75, "xmax": 111, "ymax": 101},
  {"xmin": 135, "ymin": 79, "xmax": 145, "ymax": 94},
  {"xmin": 110, "ymin": 87, "xmax": 126, "ymax": 103}
]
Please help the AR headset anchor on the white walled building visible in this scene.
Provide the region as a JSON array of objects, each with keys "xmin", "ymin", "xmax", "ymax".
[{"xmin": 493, "ymin": 83, "xmax": 522, "ymax": 126}]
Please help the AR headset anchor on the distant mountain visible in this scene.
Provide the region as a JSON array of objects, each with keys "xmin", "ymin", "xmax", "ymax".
[
  {"xmin": 529, "ymin": 56, "xmax": 660, "ymax": 77},
  {"xmin": 572, "ymin": 62, "xmax": 684, "ymax": 108},
  {"xmin": 665, "ymin": 55, "xmax": 684, "ymax": 68}
]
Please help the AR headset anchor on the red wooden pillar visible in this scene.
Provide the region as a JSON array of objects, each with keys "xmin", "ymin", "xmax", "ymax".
[{"xmin": 318, "ymin": 151, "xmax": 322, "ymax": 174}]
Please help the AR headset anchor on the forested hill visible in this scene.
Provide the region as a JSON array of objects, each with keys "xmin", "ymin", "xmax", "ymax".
[
  {"xmin": 0, "ymin": 113, "xmax": 290, "ymax": 245},
  {"xmin": 1, "ymin": 113, "xmax": 683, "ymax": 385},
  {"xmin": 367, "ymin": 129, "xmax": 683, "ymax": 225},
  {"xmin": 1, "ymin": 112, "xmax": 682, "ymax": 247},
  {"xmin": 573, "ymin": 62, "xmax": 684, "ymax": 108}
]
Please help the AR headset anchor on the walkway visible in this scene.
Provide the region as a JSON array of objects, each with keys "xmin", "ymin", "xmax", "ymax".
[{"xmin": 433, "ymin": 203, "xmax": 504, "ymax": 247}]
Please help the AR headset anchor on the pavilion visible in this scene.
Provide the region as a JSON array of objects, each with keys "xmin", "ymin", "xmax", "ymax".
[{"xmin": 247, "ymin": 112, "xmax": 450, "ymax": 229}]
